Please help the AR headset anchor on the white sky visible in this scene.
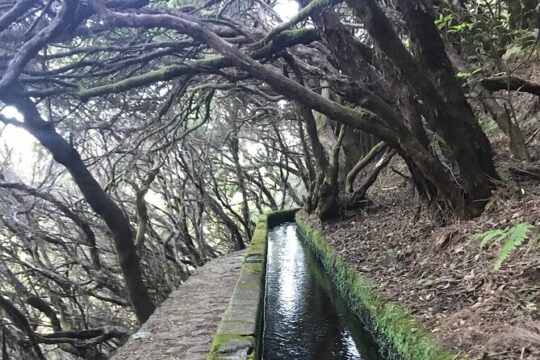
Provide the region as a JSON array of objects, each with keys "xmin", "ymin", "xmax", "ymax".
[
  {"xmin": 274, "ymin": 0, "xmax": 299, "ymax": 21},
  {"xmin": 0, "ymin": 106, "xmax": 38, "ymax": 180}
]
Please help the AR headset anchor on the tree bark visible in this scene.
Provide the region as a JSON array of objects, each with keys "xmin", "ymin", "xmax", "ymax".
[
  {"xmin": 346, "ymin": 141, "xmax": 388, "ymax": 192},
  {"xmin": 445, "ymin": 44, "xmax": 530, "ymax": 161},
  {"xmin": 134, "ymin": 167, "xmax": 160, "ymax": 251},
  {"xmin": 347, "ymin": 0, "xmax": 498, "ymax": 213},
  {"xmin": 481, "ymin": 76, "xmax": 540, "ymax": 96},
  {"xmin": 0, "ymin": 295, "xmax": 46, "ymax": 360},
  {"xmin": 312, "ymin": 7, "xmax": 442, "ymax": 203},
  {"xmin": 0, "ymin": 89, "xmax": 155, "ymax": 324},
  {"xmin": 349, "ymin": 149, "xmax": 397, "ymax": 208}
]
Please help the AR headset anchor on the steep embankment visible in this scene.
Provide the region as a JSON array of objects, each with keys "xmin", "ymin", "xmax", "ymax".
[{"xmin": 317, "ymin": 173, "xmax": 540, "ymax": 359}]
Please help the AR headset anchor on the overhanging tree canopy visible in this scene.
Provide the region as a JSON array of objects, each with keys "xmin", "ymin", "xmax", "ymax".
[{"xmin": 1, "ymin": 0, "xmax": 532, "ymax": 358}]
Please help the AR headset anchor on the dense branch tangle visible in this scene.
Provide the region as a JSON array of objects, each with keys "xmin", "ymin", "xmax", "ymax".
[{"xmin": 0, "ymin": 0, "xmax": 506, "ymax": 358}]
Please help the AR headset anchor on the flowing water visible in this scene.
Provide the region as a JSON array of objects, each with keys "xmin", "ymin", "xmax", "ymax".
[{"xmin": 261, "ymin": 223, "xmax": 384, "ymax": 360}]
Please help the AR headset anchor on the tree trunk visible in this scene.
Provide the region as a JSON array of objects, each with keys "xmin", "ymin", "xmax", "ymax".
[
  {"xmin": 0, "ymin": 89, "xmax": 155, "ymax": 324},
  {"xmin": 297, "ymin": 104, "xmax": 341, "ymax": 219},
  {"xmin": 349, "ymin": 149, "xmax": 397, "ymax": 208},
  {"xmin": 445, "ymin": 43, "xmax": 530, "ymax": 161},
  {"xmin": 347, "ymin": 0, "xmax": 498, "ymax": 213},
  {"xmin": 312, "ymin": 7, "xmax": 443, "ymax": 205},
  {"xmin": 316, "ymin": 126, "xmax": 345, "ymax": 219},
  {"xmin": 346, "ymin": 141, "xmax": 388, "ymax": 192}
]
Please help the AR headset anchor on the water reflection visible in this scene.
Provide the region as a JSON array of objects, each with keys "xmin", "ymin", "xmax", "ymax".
[
  {"xmin": 275, "ymin": 225, "xmax": 305, "ymax": 317},
  {"xmin": 261, "ymin": 223, "xmax": 383, "ymax": 360}
]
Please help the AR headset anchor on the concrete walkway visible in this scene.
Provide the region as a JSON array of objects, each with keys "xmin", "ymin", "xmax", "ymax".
[{"xmin": 111, "ymin": 250, "xmax": 246, "ymax": 360}]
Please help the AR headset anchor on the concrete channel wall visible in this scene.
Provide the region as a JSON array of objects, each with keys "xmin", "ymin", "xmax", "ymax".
[
  {"xmin": 206, "ymin": 210, "xmax": 296, "ymax": 360},
  {"xmin": 295, "ymin": 210, "xmax": 466, "ymax": 360},
  {"xmin": 207, "ymin": 209, "xmax": 464, "ymax": 360}
]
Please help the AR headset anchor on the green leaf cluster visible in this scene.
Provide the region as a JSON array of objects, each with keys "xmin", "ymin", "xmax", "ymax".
[
  {"xmin": 434, "ymin": 6, "xmax": 536, "ymax": 61},
  {"xmin": 456, "ymin": 68, "xmax": 482, "ymax": 79},
  {"xmin": 434, "ymin": 13, "xmax": 473, "ymax": 33},
  {"xmin": 474, "ymin": 223, "xmax": 537, "ymax": 270}
]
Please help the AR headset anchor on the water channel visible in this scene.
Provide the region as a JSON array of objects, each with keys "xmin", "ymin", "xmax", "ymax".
[{"xmin": 261, "ymin": 223, "xmax": 385, "ymax": 360}]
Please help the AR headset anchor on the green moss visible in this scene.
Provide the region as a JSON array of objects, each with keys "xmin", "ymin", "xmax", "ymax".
[
  {"xmin": 206, "ymin": 209, "xmax": 298, "ymax": 360},
  {"xmin": 240, "ymin": 262, "xmax": 263, "ymax": 275},
  {"xmin": 207, "ymin": 333, "xmax": 255, "ymax": 360},
  {"xmin": 296, "ymin": 212, "xmax": 465, "ymax": 360},
  {"xmin": 78, "ymin": 65, "xmax": 188, "ymax": 100},
  {"xmin": 245, "ymin": 241, "xmax": 265, "ymax": 257},
  {"xmin": 237, "ymin": 280, "xmax": 261, "ymax": 291},
  {"xmin": 267, "ymin": 208, "xmax": 298, "ymax": 226},
  {"xmin": 246, "ymin": 215, "xmax": 268, "ymax": 258},
  {"xmin": 207, "ymin": 213, "xmax": 272, "ymax": 360},
  {"xmin": 276, "ymin": 28, "xmax": 312, "ymax": 41},
  {"xmin": 209, "ymin": 333, "xmax": 249, "ymax": 348},
  {"xmin": 221, "ymin": 319, "xmax": 253, "ymax": 326}
]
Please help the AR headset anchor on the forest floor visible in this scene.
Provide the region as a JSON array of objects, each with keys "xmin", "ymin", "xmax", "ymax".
[
  {"xmin": 110, "ymin": 250, "xmax": 245, "ymax": 360},
  {"xmin": 318, "ymin": 58, "xmax": 540, "ymax": 360},
  {"xmin": 322, "ymin": 166, "xmax": 540, "ymax": 359}
]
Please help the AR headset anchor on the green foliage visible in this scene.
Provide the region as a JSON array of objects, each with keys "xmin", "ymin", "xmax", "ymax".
[
  {"xmin": 434, "ymin": 5, "xmax": 536, "ymax": 62},
  {"xmin": 474, "ymin": 223, "xmax": 536, "ymax": 270},
  {"xmin": 447, "ymin": 22, "xmax": 474, "ymax": 34},
  {"xmin": 434, "ymin": 13, "xmax": 454, "ymax": 30},
  {"xmin": 207, "ymin": 214, "xmax": 268, "ymax": 360},
  {"xmin": 456, "ymin": 68, "xmax": 482, "ymax": 79},
  {"xmin": 435, "ymin": 14, "xmax": 474, "ymax": 34}
]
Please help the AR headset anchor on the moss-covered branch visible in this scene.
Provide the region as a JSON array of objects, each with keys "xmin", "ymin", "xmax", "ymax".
[
  {"xmin": 258, "ymin": 0, "xmax": 337, "ymax": 45},
  {"xmin": 77, "ymin": 28, "xmax": 318, "ymax": 100}
]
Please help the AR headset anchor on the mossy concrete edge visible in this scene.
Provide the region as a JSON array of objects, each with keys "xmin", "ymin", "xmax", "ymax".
[
  {"xmin": 295, "ymin": 210, "xmax": 468, "ymax": 360},
  {"xmin": 207, "ymin": 209, "xmax": 297, "ymax": 360}
]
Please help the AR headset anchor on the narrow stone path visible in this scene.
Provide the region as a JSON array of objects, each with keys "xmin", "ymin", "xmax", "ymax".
[{"xmin": 111, "ymin": 250, "xmax": 246, "ymax": 360}]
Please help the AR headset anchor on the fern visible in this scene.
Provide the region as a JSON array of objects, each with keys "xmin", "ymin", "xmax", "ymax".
[
  {"xmin": 474, "ymin": 223, "xmax": 534, "ymax": 270},
  {"xmin": 474, "ymin": 229, "xmax": 505, "ymax": 249}
]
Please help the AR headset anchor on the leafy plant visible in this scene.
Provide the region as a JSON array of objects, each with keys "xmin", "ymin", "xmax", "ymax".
[
  {"xmin": 434, "ymin": 14, "xmax": 454, "ymax": 30},
  {"xmin": 456, "ymin": 68, "xmax": 482, "ymax": 79},
  {"xmin": 474, "ymin": 223, "xmax": 536, "ymax": 270},
  {"xmin": 434, "ymin": 4, "xmax": 536, "ymax": 62},
  {"xmin": 447, "ymin": 22, "xmax": 474, "ymax": 34},
  {"xmin": 434, "ymin": 12, "xmax": 473, "ymax": 33}
]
